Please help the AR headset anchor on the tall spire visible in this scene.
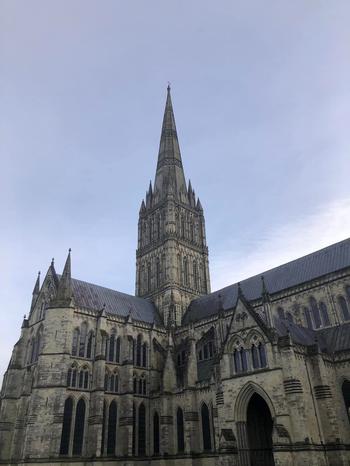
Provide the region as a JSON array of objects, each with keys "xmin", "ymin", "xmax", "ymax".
[
  {"xmin": 51, "ymin": 249, "xmax": 73, "ymax": 307},
  {"xmin": 154, "ymin": 85, "xmax": 187, "ymax": 201}
]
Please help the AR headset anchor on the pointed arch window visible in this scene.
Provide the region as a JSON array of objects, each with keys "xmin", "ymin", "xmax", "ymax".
[
  {"xmin": 201, "ymin": 403, "xmax": 212, "ymax": 451},
  {"xmin": 101, "ymin": 401, "xmax": 107, "ymax": 455},
  {"xmin": 177, "ymin": 407, "xmax": 185, "ymax": 452},
  {"xmin": 153, "ymin": 412, "xmax": 160, "ymax": 455},
  {"xmin": 142, "ymin": 343, "xmax": 147, "ymax": 367},
  {"xmin": 346, "ymin": 285, "xmax": 350, "ymax": 303},
  {"xmin": 136, "ymin": 335, "xmax": 142, "ymax": 367},
  {"xmin": 86, "ymin": 331, "xmax": 94, "ymax": 358},
  {"xmin": 157, "ymin": 215, "xmax": 161, "ymax": 240},
  {"xmin": 193, "ymin": 260, "xmax": 198, "ymax": 290},
  {"xmin": 147, "ymin": 263, "xmax": 151, "ymax": 292},
  {"xmin": 108, "ymin": 332, "xmax": 116, "ymax": 362},
  {"xmin": 156, "ymin": 258, "xmax": 161, "ymax": 288},
  {"xmin": 310, "ymin": 297, "xmax": 321, "ymax": 328},
  {"xmin": 67, "ymin": 364, "xmax": 78, "ymax": 388},
  {"xmin": 79, "ymin": 323, "xmax": 88, "ymax": 357},
  {"xmin": 183, "ymin": 257, "xmax": 188, "ymax": 286},
  {"xmin": 304, "ymin": 307, "xmax": 313, "ymax": 329},
  {"xmin": 138, "ymin": 403, "xmax": 146, "ymax": 456},
  {"xmin": 319, "ymin": 302, "xmax": 330, "ymax": 326},
  {"xmin": 107, "ymin": 401, "xmax": 117, "ymax": 455},
  {"xmin": 72, "ymin": 329, "xmax": 79, "ymax": 356},
  {"xmin": 286, "ymin": 312, "xmax": 294, "ymax": 323},
  {"xmin": 233, "ymin": 349, "xmax": 241, "ymax": 373},
  {"xmin": 240, "ymin": 347, "xmax": 248, "ymax": 372},
  {"xmin": 177, "ymin": 254, "xmax": 182, "ymax": 284},
  {"xmin": 251, "ymin": 344, "xmax": 259, "ymax": 369},
  {"xmin": 258, "ymin": 342, "xmax": 267, "ymax": 367},
  {"xmin": 132, "ymin": 404, "xmax": 136, "ymax": 455},
  {"xmin": 60, "ymin": 398, "xmax": 73, "ymax": 455},
  {"xmin": 277, "ymin": 307, "xmax": 285, "ymax": 319},
  {"xmin": 339, "ymin": 296, "xmax": 350, "ymax": 321},
  {"xmin": 72, "ymin": 398, "xmax": 86, "ymax": 455}
]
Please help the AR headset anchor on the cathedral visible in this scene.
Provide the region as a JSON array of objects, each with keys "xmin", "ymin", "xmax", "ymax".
[{"xmin": 1, "ymin": 87, "xmax": 350, "ymax": 466}]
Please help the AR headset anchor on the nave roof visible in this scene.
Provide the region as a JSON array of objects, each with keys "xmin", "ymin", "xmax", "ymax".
[{"xmin": 183, "ymin": 237, "xmax": 350, "ymax": 325}]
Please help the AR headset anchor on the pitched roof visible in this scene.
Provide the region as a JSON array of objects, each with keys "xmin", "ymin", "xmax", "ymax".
[
  {"xmin": 69, "ymin": 278, "xmax": 162, "ymax": 325},
  {"xmin": 183, "ymin": 238, "xmax": 350, "ymax": 324}
]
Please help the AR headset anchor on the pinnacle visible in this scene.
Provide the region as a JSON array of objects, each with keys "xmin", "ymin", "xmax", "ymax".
[{"xmin": 51, "ymin": 249, "xmax": 73, "ymax": 307}]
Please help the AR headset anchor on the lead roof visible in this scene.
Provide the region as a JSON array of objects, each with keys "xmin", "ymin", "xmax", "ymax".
[
  {"xmin": 69, "ymin": 278, "xmax": 161, "ymax": 325},
  {"xmin": 183, "ymin": 237, "xmax": 350, "ymax": 325}
]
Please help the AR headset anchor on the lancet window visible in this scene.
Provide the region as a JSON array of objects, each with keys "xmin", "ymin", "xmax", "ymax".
[
  {"xmin": 104, "ymin": 369, "xmax": 119, "ymax": 393},
  {"xmin": 59, "ymin": 397, "xmax": 87, "ymax": 456},
  {"xmin": 339, "ymin": 296, "xmax": 350, "ymax": 321},
  {"xmin": 67, "ymin": 364, "xmax": 90, "ymax": 390},
  {"xmin": 135, "ymin": 335, "xmax": 148, "ymax": 368},
  {"xmin": 106, "ymin": 331, "xmax": 121, "ymax": 363},
  {"xmin": 201, "ymin": 403, "xmax": 212, "ymax": 451},
  {"xmin": 72, "ymin": 323, "xmax": 94, "ymax": 359},
  {"xmin": 177, "ymin": 407, "xmax": 185, "ymax": 452}
]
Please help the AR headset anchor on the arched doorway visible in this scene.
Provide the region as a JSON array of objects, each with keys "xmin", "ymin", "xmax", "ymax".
[{"xmin": 246, "ymin": 393, "xmax": 274, "ymax": 466}]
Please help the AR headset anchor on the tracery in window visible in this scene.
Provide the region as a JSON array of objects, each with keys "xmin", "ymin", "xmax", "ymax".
[
  {"xmin": 105, "ymin": 369, "xmax": 119, "ymax": 393},
  {"xmin": 72, "ymin": 323, "xmax": 94, "ymax": 359}
]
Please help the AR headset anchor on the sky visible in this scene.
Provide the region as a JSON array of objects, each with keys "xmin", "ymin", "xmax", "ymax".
[{"xmin": 1, "ymin": 1, "xmax": 350, "ymax": 381}]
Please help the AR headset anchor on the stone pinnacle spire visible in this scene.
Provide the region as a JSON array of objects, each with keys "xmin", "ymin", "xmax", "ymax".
[
  {"xmin": 51, "ymin": 249, "xmax": 73, "ymax": 307},
  {"xmin": 30, "ymin": 271, "xmax": 41, "ymax": 312},
  {"xmin": 154, "ymin": 85, "xmax": 187, "ymax": 201}
]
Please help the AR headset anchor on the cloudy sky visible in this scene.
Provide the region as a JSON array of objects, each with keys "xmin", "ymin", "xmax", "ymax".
[{"xmin": 1, "ymin": 1, "xmax": 349, "ymax": 380}]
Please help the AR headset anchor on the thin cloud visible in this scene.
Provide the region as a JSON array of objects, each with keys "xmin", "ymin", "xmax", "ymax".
[{"xmin": 212, "ymin": 198, "xmax": 350, "ymax": 290}]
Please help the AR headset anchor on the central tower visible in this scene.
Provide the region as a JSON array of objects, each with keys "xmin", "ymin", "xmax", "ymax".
[{"xmin": 136, "ymin": 87, "xmax": 210, "ymax": 326}]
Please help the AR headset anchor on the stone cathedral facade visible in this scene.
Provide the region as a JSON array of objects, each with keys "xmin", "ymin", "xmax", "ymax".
[{"xmin": 1, "ymin": 88, "xmax": 350, "ymax": 466}]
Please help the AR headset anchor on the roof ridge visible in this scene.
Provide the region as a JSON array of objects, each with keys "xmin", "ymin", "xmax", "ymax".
[
  {"xmin": 194, "ymin": 237, "xmax": 350, "ymax": 303},
  {"xmin": 57, "ymin": 274, "xmax": 146, "ymax": 302}
]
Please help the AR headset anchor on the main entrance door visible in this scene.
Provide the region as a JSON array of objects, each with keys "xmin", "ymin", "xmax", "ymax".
[{"xmin": 246, "ymin": 393, "xmax": 275, "ymax": 466}]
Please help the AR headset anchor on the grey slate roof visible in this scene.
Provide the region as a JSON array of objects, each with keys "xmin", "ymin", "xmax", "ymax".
[
  {"xmin": 70, "ymin": 278, "xmax": 162, "ymax": 325},
  {"xmin": 317, "ymin": 322, "xmax": 350, "ymax": 353},
  {"xmin": 183, "ymin": 238, "xmax": 350, "ymax": 325}
]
